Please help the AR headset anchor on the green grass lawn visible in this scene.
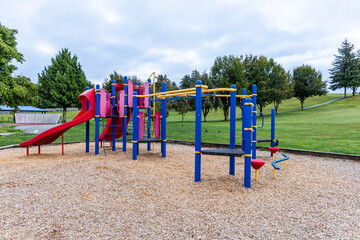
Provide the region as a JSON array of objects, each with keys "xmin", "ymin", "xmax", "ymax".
[
  {"xmin": 167, "ymin": 93, "xmax": 343, "ymax": 121},
  {"xmin": 167, "ymin": 95, "xmax": 360, "ymax": 155},
  {"xmin": 0, "ymin": 93, "xmax": 358, "ymax": 155}
]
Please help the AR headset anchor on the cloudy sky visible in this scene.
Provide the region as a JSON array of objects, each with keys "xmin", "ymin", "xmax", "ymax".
[{"xmin": 2, "ymin": 0, "xmax": 360, "ymax": 91}]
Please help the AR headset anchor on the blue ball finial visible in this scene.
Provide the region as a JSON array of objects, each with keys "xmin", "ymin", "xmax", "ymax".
[
  {"xmin": 196, "ymin": 80, "xmax": 202, "ymax": 85},
  {"xmin": 231, "ymin": 84, "xmax": 236, "ymax": 89}
]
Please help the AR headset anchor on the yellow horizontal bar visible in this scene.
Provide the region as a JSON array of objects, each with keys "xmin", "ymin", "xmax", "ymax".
[
  {"xmin": 112, "ymin": 83, "xmax": 116, "ymax": 86},
  {"xmin": 132, "ymin": 141, "xmax": 138, "ymax": 143},
  {"xmin": 237, "ymin": 95, "xmax": 252, "ymax": 98},
  {"xmin": 123, "ymin": 84, "xmax": 128, "ymax": 86},
  {"xmin": 202, "ymin": 88, "xmax": 236, "ymax": 93},
  {"xmin": 214, "ymin": 94, "xmax": 253, "ymax": 98},
  {"xmin": 195, "ymin": 151, "xmax": 201, "ymax": 154},
  {"xmin": 245, "ymin": 103, "xmax": 254, "ymax": 107},
  {"xmin": 252, "ymin": 94, "xmax": 257, "ymax": 96},
  {"xmin": 244, "ymin": 128, "xmax": 254, "ymax": 132},
  {"xmin": 244, "ymin": 154, "xmax": 252, "ymax": 157},
  {"xmin": 252, "ymin": 111, "xmax": 257, "ymax": 113},
  {"xmin": 111, "ymin": 96, "xmax": 115, "ymax": 98},
  {"xmin": 252, "ymin": 141, "xmax": 257, "ymax": 143},
  {"xmin": 162, "ymin": 140, "xmax": 167, "ymax": 142},
  {"xmin": 253, "ymin": 126, "xmax": 257, "ymax": 128},
  {"xmin": 95, "ymin": 115, "xmax": 100, "ymax": 117}
]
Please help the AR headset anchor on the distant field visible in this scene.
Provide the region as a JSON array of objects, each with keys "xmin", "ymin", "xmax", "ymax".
[{"xmin": 1, "ymin": 93, "xmax": 358, "ymax": 155}]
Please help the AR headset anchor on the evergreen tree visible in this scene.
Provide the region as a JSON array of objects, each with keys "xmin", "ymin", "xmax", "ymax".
[
  {"xmin": 329, "ymin": 39, "xmax": 360, "ymax": 97},
  {"xmin": 38, "ymin": 48, "xmax": 93, "ymax": 122},
  {"xmin": 292, "ymin": 65, "xmax": 327, "ymax": 109}
]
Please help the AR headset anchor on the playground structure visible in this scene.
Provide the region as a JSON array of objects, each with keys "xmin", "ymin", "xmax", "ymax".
[{"xmin": 20, "ymin": 73, "xmax": 288, "ymax": 188}]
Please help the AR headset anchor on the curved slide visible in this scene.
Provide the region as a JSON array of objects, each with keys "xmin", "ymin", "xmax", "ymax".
[{"xmin": 20, "ymin": 89, "xmax": 96, "ymax": 147}]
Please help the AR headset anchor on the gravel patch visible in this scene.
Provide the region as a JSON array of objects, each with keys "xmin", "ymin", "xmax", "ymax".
[{"xmin": 0, "ymin": 143, "xmax": 359, "ymax": 239}]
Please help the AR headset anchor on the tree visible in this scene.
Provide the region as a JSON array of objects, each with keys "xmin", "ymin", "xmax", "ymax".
[
  {"xmin": 154, "ymin": 74, "xmax": 178, "ymax": 116},
  {"xmin": 179, "ymin": 70, "xmax": 220, "ymax": 121},
  {"xmin": 243, "ymin": 55, "xmax": 273, "ymax": 113},
  {"xmin": 292, "ymin": 65, "xmax": 327, "ymax": 109},
  {"xmin": 102, "ymin": 71, "xmax": 142, "ymax": 93},
  {"xmin": 329, "ymin": 39, "xmax": 360, "ymax": 97},
  {"xmin": 0, "ymin": 23, "xmax": 37, "ymax": 109},
  {"xmin": 38, "ymin": 48, "xmax": 93, "ymax": 123},
  {"xmin": 267, "ymin": 66, "xmax": 293, "ymax": 114},
  {"xmin": 211, "ymin": 55, "xmax": 245, "ymax": 120}
]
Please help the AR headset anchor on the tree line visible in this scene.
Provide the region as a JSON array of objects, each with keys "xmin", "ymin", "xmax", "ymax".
[{"xmin": 1, "ymin": 23, "xmax": 358, "ymax": 123}]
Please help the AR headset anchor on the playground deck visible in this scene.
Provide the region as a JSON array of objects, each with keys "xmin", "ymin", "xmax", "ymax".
[{"xmin": 0, "ymin": 143, "xmax": 358, "ymax": 239}]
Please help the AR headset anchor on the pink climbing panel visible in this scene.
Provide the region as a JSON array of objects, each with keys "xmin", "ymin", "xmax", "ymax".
[
  {"xmin": 139, "ymin": 112, "xmax": 145, "ymax": 139},
  {"xmin": 117, "ymin": 90, "xmax": 125, "ymax": 117},
  {"xmin": 128, "ymin": 80, "xmax": 133, "ymax": 107},
  {"xmin": 100, "ymin": 89, "xmax": 111, "ymax": 118},
  {"xmin": 154, "ymin": 111, "xmax": 161, "ymax": 138},
  {"xmin": 138, "ymin": 85, "xmax": 144, "ymax": 107},
  {"xmin": 144, "ymin": 82, "xmax": 149, "ymax": 108}
]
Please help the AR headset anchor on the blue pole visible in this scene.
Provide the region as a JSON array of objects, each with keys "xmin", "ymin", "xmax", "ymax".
[
  {"xmin": 123, "ymin": 76, "xmax": 128, "ymax": 152},
  {"xmin": 242, "ymin": 88, "xmax": 246, "ymax": 151},
  {"xmin": 111, "ymin": 79, "xmax": 116, "ymax": 151},
  {"xmin": 194, "ymin": 80, "xmax": 202, "ymax": 182},
  {"xmin": 132, "ymin": 87, "xmax": 139, "ymax": 160},
  {"xmin": 161, "ymin": 82, "xmax": 167, "ymax": 158},
  {"xmin": 271, "ymin": 108, "xmax": 275, "ymax": 156},
  {"xmin": 95, "ymin": 84, "xmax": 100, "ymax": 155},
  {"xmin": 252, "ymin": 85, "xmax": 257, "ymax": 159},
  {"xmin": 147, "ymin": 79, "xmax": 152, "ymax": 151},
  {"xmin": 85, "ymin": 87, "xmax": 90, "ymax": 153},
  {"xmin": 229, "ymin": 84, "xmax": 236, "ymax": 175},
  {"xmin": 243, "ymin": 98, "xmax": 252, "ymax": 188}
]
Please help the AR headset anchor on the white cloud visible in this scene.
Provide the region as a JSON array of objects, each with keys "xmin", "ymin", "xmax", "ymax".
[{"xmin": 35, "ymin": 42, "xmax": 57, "ymax": 56}]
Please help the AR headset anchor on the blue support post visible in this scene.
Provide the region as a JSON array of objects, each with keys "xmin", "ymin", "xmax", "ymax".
[
  {"xmin": 243, "ymin": 98, "xmax": 252, "ymax": 188},
  {"xmin": 271, "ymin": 108, "xmax": 275, "ymax": 156},
  {"xmin": 194, "ymin": 80, "xmax": 202, "ymax": 182},
  {"xmin": 95, "ymin": 84, "xmax": 100, "ymax": 155},
  {"xmin": 161, "ymin": 82, "xmax": 167, "ymax": 158},
  {"xmin": 123, "ymin": 76, "xmax": 128, "ymax": 152},
  {"xmin": 111, "ymin": 79, "xmax": 116, "ymax": 151},
  {"xmin": 147, "ymin": 79, "xmax": 152, "ymax": 151},
  {"xmin": 85, "ymin": 87, "xmax": 90, "ymax": 153},
  {"xmin": 242, "ymin": 88, "xmax": 246, "ymax": 151},
  {"xmin": 229, "ymin": 84, "xmax": 236, "ymax": 175},
  {"xmin": 252, "ymin": 85, "xmax": 257, "ymax": 159},
  {"xmin": 132, "ymin": 88, "xmax": 139, "ymax": 160}
]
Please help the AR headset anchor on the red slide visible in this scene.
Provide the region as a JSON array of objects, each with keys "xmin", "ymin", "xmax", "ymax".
[
  {"xmin": 20, "ymin": 89, "xmax": 96, "ymax": 147},
  {"xmin": 99, "ymin": 108, "xmax": 131, "ymax": 141}
]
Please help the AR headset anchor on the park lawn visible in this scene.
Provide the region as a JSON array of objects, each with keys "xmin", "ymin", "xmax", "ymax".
[
  {"xmin": 167, "ymin": 95, "xmax": 360, "ymax": 155},
  {"xmin": 166, "ymin": 93, "xmax": 343, "ymax": 121}
]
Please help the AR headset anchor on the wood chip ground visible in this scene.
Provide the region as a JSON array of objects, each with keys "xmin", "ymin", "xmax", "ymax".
[{"xmin": 0, "ymin": 143, "xmax": 359, "ymax": 239}]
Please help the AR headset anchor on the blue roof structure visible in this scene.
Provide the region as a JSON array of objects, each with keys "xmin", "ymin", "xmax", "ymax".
[{"xmin": 0, "ymin": 105, "xmax": 49, "ymax": 112}]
